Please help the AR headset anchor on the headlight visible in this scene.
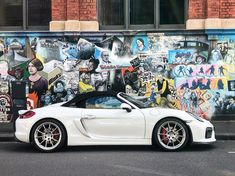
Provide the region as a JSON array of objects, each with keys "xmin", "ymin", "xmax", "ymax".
[{"xmin": 188, "ymin": 112, "xmax": 204, "ymax": 122}]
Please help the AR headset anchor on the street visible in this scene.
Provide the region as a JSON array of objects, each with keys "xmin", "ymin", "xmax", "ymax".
[{"xmin": 0, "ymin": 141, "xmax": 234, "ymax": 176}]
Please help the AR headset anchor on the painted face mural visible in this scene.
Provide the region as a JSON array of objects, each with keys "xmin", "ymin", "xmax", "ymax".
[
  {"xmin": 0, "ymin": 33, "xmax": 235, "ymax": 123},
  {"xmin": 28, "ymin": 62, "xmax": 37, "ymax": 75}
]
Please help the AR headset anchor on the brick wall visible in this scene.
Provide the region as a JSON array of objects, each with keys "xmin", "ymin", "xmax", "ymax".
[
  {"xmin": 188, "ymin": 0, "xmax": 206, "ymax": 19},
  {"xmin": 52, "ymin": 0, "xmax": 97, "ymax": 21},
  {"xmin": 220, "ymin": 0, "xmax": 235, "ymax": 18},
  {"xmin": 52, "ymin": 0, "xmax": 67, "ymax": 21},
  {"xmin": 207, "ymin": 0, "xmax": 220, "ymax": 18},
  {"xmin": 189, "ymin": 0, "xmax": 235, "ymax": 19},
  {"xmin": 79, "ymin": 0, "xmax": 97, "ymax": 21},
  {"xmin": 67, "ymin": 0, "xmax": 80, "ymax": 20}
]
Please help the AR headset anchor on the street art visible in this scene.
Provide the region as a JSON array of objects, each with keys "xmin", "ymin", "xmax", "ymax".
[
  {"xmin": 0, "ymin": 93, "xmax": 12, "ymax": 122},
  {"xmin": 0, "ymin": 32, "xmax": 235, "ymax": 123}
]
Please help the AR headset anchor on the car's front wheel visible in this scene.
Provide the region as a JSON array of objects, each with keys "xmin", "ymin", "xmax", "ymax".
[
  {"xmin": 31, "ymin": 119, "xmax": 66, "ymax": 152},
  {"xmin": 153, "ymin": 118, "xmax": 189, "ymax": 151}
]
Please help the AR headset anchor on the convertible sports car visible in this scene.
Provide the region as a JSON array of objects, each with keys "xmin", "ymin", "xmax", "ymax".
[{"xmin": 15, "ymin": 91, "xmax": 216, "ymax": 152}]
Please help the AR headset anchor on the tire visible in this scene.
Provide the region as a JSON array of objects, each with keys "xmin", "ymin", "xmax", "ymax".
[
  {"xmin": 153, "ymin": 118, "xmax": 189, "ymax": 151},
  {"xmin": 31, "ymin": 119, "xmax": 66, "ymax": 152}
]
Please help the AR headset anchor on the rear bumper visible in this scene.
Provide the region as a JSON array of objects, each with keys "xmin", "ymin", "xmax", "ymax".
[{"xmin": 15, "ymin": 119, "xmax": 31, "ymax": 143}]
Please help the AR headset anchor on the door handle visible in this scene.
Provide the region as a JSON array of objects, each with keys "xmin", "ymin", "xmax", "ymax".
[{"xmin": 83, "ymin": 114, "xmax": 96, "ymax": 119}]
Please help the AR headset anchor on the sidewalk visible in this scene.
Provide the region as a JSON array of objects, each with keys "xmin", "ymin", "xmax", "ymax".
[
  {"xmin": 0, "ymin": 133, "xmax": 15, "ymax": 142},
  {"xmin": 0, "ymin": 120, "xmax": 235, "ymax": 142},
  {"xmin": 0, "ymin": 123, "xmax": 15, "ymax": 142},
  {"xmin": 212, "ymin": 120, "xmax": 235, "ymax": 140}
]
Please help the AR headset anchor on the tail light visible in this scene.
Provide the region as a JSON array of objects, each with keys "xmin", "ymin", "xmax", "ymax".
[{"xmin": 19, "ymin": 111, "xmax": 36, "ymax": 119}]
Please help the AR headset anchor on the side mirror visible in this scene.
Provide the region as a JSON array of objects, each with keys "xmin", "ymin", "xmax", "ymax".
[{"xmin": 121, "ymin": 103, "xmax": 132, "ymax": 113}]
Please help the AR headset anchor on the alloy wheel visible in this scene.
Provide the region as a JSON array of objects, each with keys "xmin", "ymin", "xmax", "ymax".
[
  {"xmin": 156, "ymin": 120, "xmax": 187, "ymax": 150},
  {"xmin": 33, "ymin": 121, "xmax": 62, "ymax": 151}
]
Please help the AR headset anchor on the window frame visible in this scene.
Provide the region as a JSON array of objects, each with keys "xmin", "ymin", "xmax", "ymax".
[
  {"xmin": 98, "ymin": 0, "xmax": 187, "ymax": 30},
  {"xmin": 0, "ymin": 0, "xmax": 50, "ymax": 31}
]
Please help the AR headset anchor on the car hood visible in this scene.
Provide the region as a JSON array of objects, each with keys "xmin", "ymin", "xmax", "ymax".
[{"xmin": 148, "ymin": 107, "xmax": 182, "ymax": 115}]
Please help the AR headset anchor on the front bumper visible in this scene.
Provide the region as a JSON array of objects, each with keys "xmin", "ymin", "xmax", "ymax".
[{"xmin": 187, "ymin": 119, "xmax": 216, "ymax": 143}]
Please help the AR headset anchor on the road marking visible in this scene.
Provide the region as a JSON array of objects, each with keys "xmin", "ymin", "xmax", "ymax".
[{"xmin": 228, "ymin": 151, "xmax": 235, "ymax": 154}]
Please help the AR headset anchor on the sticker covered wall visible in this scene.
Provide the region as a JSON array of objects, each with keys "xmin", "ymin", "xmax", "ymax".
[{"xmin": 0, "ymin": 31, "xmax": 234, "ymax": 122}]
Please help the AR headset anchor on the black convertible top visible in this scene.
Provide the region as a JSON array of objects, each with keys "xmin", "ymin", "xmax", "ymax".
[{"xmin": 62, "ymin": 91, "xmax": 119, "ymax": 107}]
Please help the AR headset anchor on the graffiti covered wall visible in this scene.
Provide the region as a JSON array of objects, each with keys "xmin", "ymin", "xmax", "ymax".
[{"xmin": 0, "ymin": 31, "xmax": 234, "ymax": 122}]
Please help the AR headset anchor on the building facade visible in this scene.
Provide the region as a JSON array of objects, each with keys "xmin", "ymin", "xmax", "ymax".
[
  {"xmin": 1, "ymin": 0, "xmax": 235, "ymax": 31},
  {"xmin": 49, "ymin": 0, "xmax": 235, "ymax": 31},
  {"xmin": 0, "ymin": 0, "xmax": 235, "ymax": 130}
]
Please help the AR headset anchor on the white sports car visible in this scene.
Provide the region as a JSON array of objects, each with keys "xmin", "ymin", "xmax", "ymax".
[{"xmin": 15, "ymin": 91, "xmax": 216, "ymax": 152}]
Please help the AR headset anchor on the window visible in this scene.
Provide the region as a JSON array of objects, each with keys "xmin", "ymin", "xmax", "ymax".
[
  {"xmin": 0, "ymin": 0, "xmax": 51, "ymax": 31},
  {"xmin": 85, "ymin": 96, "xmax": 122, "ymax": 109},
  {"xmin": 159, "ymin": 0, "xmax": 185, "ymax": 25},
  {"xmin": 99, "ymin": 0, "xmax": 124, "ymax": 26},
  {"xmin": 130, "ymin": 0, "xmax": 154, "ymax": 25},
  {"xmin": 0, "ymin": 0, "xmax": 23, "ymax": 27},
  {"xmin": 98, "ymin": 0, "xmax": 186, "ymax": 30}
]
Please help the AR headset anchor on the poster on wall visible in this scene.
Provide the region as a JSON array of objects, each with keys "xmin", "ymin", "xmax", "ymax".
[{"xmin": 0, "ymin": 93, "xmax": 12, "ymax": 123}]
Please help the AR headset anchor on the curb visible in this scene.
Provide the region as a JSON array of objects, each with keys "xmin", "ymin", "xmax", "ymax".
[
  {"xmin": 215, "ymin": 133, "xmax": 235, "ymax": 140},
  {"xmin": 0, "ymin": 133, "xmax": 15, "ymax": 142}
]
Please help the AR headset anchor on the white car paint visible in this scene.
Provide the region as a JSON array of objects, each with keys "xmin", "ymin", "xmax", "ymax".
[{"xmin": 15, "ymin": 92, "xmax": 216, "ymax": 151}]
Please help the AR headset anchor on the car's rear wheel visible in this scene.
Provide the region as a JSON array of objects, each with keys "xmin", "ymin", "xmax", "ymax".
[
  {"xmin": 153, "ymin": 118, "xmax": 189, "ymax": 151},
  {"xmin": 31, "ymin": 119, "xmax": 66, "ymax": 152}
]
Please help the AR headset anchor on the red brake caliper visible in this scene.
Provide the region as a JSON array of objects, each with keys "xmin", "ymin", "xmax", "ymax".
[
  {"xmin": 161, "ymin": 128, "xmax": 168, "ymax": 144},
  {"xmin": 53, "ymin": 129, "xmax": 60, "ymax": 141}
]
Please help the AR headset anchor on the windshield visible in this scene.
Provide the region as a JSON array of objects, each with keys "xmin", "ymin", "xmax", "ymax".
[{"xmin": 119, "ymin": 93, "xmax": 150, "ymax": 109}]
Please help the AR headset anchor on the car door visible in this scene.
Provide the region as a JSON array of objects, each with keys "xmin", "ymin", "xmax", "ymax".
[{"xmin": 80, "ymin": 95, "xmax": 145, "ymax": 139}]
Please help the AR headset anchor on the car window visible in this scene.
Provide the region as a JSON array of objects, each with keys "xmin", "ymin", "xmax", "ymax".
[
  {"xmin": 85, "ymin": 96, "xmax": 122, "ymax": 109},
  {"xmin": 119, "ymin": 93, "xmax": 150, "ymax": 108}
]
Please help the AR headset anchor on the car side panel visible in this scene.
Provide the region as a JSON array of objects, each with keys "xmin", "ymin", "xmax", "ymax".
[{"xmin": 78, "ymin": 108, "xmax": 145, "ymax": 139}]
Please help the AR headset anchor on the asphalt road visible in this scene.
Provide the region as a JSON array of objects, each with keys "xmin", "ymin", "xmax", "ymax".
[{"xmin": 0, "ymin": 141, "xmax": 234, "ymax": 176}]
